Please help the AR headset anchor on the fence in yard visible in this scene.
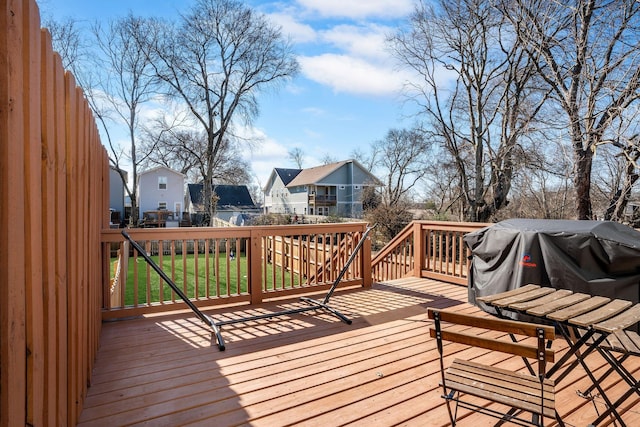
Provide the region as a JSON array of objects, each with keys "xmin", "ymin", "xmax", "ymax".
[{"xmin": 0, "ymin": 1, "xmax": 109, "ymax": 426}]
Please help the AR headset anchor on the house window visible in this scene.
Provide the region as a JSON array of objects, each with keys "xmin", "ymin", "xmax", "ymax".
[
  {"xmin": 158, "ymin": 201, "xmax": 167, "ymax": 210},
  {"xmin": 158, "ymin": 176, "xmax": 167, "ymax": 190}
]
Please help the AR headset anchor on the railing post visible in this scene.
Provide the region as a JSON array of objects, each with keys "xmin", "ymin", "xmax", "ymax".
[
  {"xmin": 413, "ymin": 222, "xmax": 424, "ymax": 278},
  {"xmin": 102, "ymin": 241, "xmax": 111, "ymax": 309},
  {"xmin": 249, "ymin": 228, "xmax": 264, "ymax": 304},
  {"xmin": 361, "ymin": 225, "xmax": 372, "ymax": 288}
]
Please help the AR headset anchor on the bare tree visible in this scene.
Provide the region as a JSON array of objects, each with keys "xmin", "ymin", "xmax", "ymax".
[
  {"xmin": 320, "ymin": 154, "xmax": 338, "ymax": 165},
  {"xmin": 422, "ymin": 158, "xmax": 464, "ymax": 219},
  {"xmin": 48, "ymin": 14, "xmax": 160, "ymax": 226},
  {"xmin": 374, "ymin": 128, "xmax": 433, "ymax": 207},
  {"xmin": 45, "ymin": 17, "xmax": 82, "ymax": 71},
  {"xmin": 350, "ymin": 146, "xmax": 377, "ymax": 172},
  {"xmin": 504, "ymin": 0, "xmax": 640, "ymax": 219},
  {"xmin": 390, "ymin": 0, "xmax": 545, "ymax": 222},
  {"xmin": 89, "ymin": 15, "xmax": 160, "ymax": 226},
  {"xmin": 140, "ymin": 123, "xmax": 251, "ymax": 185},
  {"xmin": 149, "ymin": 0, "xmax": 299, "ymax": 225},
  {"xmin": 363, "ymin": 128, "xmax": 432, "ymax": 241},
  {"xmin": 288, "ymin": 147, "xmax": 305, "ymax": 168},
  {"xmin": 594, "ymin": 130, "xmax": 640, "ymax": 222},
  {"xmin": 502, "ymin": 140, "xmax": 575, "ymax": 219}
]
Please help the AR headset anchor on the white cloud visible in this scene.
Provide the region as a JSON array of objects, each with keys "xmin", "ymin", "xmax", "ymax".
[
  {"xmin": 259, "ymin": 3, "xmax": 411, "ymax": 98},
  {"xmin": 296, "ymin": 0, "xmax": 414, "ymax": 19},
  {"xmin": 299, "ymin": 54, "xmax": 406, "ymax": 96},
  {"xmin": 320, "ymin": 24, "xmax": 391, "ymax": 61},
  {"xmin": 267, "ymin": 12, "xmax": 317, "ymax": 43}
]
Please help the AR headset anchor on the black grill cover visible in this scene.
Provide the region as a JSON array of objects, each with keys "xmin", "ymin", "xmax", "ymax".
[{"xmin": 464, "ymin": 219, "xmax": 640, "ymax": 315}]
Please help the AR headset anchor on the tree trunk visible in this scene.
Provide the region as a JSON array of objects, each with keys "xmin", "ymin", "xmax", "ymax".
[{"xmin": 573, "ymin": 146, "xmax": 593, "ymax": 219}]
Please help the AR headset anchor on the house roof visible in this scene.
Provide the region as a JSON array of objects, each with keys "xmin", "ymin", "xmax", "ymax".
[
  {"xmin": 274, "ymin": 168, "xmax": 302, "ymax": 186},
  {"xmin": 139, "ymin": 165, "xmax": 186, "ymax": 177},
  {"xmin": 287, "ymin": 159, "xmax": 381, "ymax": 187},
  {"xmin": 187, "ymin": 184, "xmax": 257, "ymax": 211}
]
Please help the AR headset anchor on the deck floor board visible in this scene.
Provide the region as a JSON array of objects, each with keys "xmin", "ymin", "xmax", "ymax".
[{"xmin": 79, "ymin": 278, "xmax": 640, "ymax": 426}]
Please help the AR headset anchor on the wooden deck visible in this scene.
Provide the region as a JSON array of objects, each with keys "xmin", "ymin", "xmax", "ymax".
[{"xmin": 79, "ymin": 278, "xmax": 640, "ymax": 426}]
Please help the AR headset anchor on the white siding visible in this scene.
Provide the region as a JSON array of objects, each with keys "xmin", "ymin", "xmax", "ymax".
[{"xmin": 137, "ymin": 167, "xmax": 185, "ymax": 217}]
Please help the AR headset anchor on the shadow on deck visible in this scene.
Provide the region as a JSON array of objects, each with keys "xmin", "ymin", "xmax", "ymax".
[{"xmin": 79, "ymin": 278, "xmax": 640, "ymax": 426}]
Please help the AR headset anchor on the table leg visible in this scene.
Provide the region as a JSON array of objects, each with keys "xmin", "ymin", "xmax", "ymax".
[{"xmin": 586, "ymin": 346, "xmax": 640, "ymax": 426}]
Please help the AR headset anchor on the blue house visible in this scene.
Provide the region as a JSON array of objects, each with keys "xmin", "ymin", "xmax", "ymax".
[{"xmin": 262, "ymin": 159, "xmax": 381, "ymax": 218}]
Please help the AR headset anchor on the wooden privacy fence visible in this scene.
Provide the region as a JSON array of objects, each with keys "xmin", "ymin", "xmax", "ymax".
[
  {"xmin": 1, "ymin": 1, "xmax": 109, "ymax": 426},
  {"xmin": 100, "ymin": 223, "xmax": 372, "ymax": 319},
  {"xmin": 371, "ymin": 221, "xmax": 489, "ymax": 284}
]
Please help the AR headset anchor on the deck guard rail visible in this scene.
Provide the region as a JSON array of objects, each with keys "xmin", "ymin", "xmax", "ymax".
[
  {"xmin": 371, "ymin": 221, "xmax": 488, "ymax": 285},
  {"xmin": 101, "ymin": 223, "xmax": 372, "ymax": 319}
]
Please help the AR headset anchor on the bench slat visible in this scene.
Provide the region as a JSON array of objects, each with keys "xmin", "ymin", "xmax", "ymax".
[
  {"xmin": 429, "ymin": 328, "xmax": 555, "ymax": 363},
  {"xmin": 451, "ymin": 359, "xmax": 555, "ymax": 393},
  {"xmin": 428, "ymin": 309, "xmax": 555, "ymax": 340},
  {"xmin": 445, "ymin": 373, "xmax": 556, "ymax": 418}
]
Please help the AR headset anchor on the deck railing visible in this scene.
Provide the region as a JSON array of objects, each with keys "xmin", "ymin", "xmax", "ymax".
[
  {"xmin": 100, "ymin": 223, "xmax": 372, "ymax": 319},
  {"xmin": 100, "ymin": 220, "xmax": 488, "ymax": 320},
  {"xmin": 371, "ymin": 221, "xmax": 489, "ymax": 285}
]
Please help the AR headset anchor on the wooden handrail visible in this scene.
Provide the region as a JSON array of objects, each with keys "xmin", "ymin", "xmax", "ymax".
[
  {"xmin": 100, "ymin": 223, "xmax": 371, "ymax": 319},
  {"xmin": 371, "ymin": 220, "xmax": 489, "ymax": 284},
  {"xmin": 371, "ymin": 221, "xmax": 415, "ymax": 265}
]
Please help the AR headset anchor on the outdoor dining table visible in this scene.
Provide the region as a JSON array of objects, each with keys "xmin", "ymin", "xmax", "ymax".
[{"xmin": 476, "ymin": 284, "xmax": 640, "ymax": 426}]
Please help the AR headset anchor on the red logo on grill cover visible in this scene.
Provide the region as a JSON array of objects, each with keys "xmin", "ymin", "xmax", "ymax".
[{"xmin": 520, "ymin": 253, "xmax": 537, "ymax": 267}]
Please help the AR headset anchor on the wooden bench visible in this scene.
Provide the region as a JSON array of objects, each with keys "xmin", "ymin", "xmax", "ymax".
[{"xmin": 427, "ymin": 308, "xmax": 564, "ymax": 426}]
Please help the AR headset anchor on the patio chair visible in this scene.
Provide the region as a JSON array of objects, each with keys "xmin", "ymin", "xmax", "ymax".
[{"xmin": 428, "ymin": 308, "xmax": 564, "ymax": 426}]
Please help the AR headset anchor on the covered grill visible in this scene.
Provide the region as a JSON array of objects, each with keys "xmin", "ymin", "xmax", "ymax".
[{"xmin": 464, "ymin": 219, "xmax": 640, "ymax": 315}]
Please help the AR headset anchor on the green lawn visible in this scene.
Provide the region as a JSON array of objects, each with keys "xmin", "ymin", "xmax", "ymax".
[{"xmin": 113, "ymin": 252, "xmax": 300, "ymax": 306}]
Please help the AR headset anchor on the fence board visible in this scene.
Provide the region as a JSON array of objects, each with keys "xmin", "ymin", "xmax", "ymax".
[
  {"xmin": 53, "ymin": 46, "xmax": 69, "ymax": 427},
  {"xmin": 25, "ymin": 2, "xmax": 44, "ymax": 426},
  {"xmin": 1, "ymin": 1, "xmax": 28, "ymax": 425},
  {"xmin": 41, "ymin": 27, "xmax": 57, "ymax": 426}
]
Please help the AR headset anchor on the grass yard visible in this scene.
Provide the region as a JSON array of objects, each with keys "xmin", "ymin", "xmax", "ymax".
[{"xmin": 113, "ymin": 252, "xmax": 301, "ymax": 306}]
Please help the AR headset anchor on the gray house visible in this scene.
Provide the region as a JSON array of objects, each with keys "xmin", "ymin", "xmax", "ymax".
[
  {"xmin": 263, "ymin": 159, "xmax": 381, "ymax": 218},
  {"xmin": 137, "ymin": 166, "xmax": 185, "ymax": 219},
  {"xmin": 185, "ymin": 183, "xmax": 260, "ymax": 224}
]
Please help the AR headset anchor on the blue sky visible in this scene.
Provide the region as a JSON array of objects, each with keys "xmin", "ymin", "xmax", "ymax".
[{"xmin": 38, "ymin": 0, "xmax": 419, "ymax": 187}]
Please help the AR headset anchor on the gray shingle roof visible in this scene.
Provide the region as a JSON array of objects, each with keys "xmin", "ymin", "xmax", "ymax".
[
  {"xmin": 274, "ymin": 168, "xmax": 302, "ymax": 186},
  {"xmin": 188, "ymin": 184, "xmax": 256, "ymax": 211}
]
